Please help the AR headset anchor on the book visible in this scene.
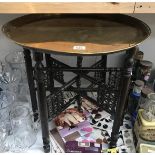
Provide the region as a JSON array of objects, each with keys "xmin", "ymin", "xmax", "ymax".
[
  {"xmin": 57, "ymin": 120, "xmax": 94, "ymax": 142},
  {"xmin": 49, "ymin": 128, "xmax": 65, "ymax": 153}
]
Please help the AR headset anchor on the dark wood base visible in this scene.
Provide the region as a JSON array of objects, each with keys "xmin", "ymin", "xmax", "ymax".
[{"xmin": 23, "ymin": 48, "xmax": 134, "ymax": 152}]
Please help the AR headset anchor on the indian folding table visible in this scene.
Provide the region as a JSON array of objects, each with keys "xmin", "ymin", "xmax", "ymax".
[{"xmin": 2, "ymin": 14, "xmax": 150, "ymax": 152}]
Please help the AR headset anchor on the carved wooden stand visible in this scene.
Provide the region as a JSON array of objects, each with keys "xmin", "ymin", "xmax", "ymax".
[{"xmin": 23, "ymin": 48, "xmax": 135, "ymax": 153}]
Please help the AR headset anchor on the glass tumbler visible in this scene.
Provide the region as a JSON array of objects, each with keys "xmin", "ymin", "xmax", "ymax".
[{"xmin": 10, "ymin": 105, "xmax": 38, "ymax": 152}]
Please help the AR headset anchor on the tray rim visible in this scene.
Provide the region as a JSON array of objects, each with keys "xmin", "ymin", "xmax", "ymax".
[{"xmin": 2, "ymin": 13, "xmax": 151, "ymax": 55}]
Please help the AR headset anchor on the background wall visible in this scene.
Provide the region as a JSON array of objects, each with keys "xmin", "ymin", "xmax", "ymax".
[
  {"xmin": 131, "ymin": 14, "xmax": 155, "ymax": 81},
  {"xmin": 0, "ymin": 14, "xmax": 155, "ymax": 81}
]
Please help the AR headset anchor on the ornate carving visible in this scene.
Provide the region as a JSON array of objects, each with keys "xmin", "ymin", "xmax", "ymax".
[
  {"xmin": 76, "ymin": 56, "xmax": 83, "ymax": 112},
  {"xmin": 50, "ymin": 57, "xmax": 64, "ymax": 84},
  {"xmin": 97, "ymin": 68, "xmax": 123, "ymax": 114}
]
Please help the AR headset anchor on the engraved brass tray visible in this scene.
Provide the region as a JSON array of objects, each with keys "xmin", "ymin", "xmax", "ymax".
[{"xmin": 2, "ymin": 14, "xmax": 151, "ymax": 55}]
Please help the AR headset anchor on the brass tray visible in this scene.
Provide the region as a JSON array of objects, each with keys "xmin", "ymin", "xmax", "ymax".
[{"xmin": 2, "ymin": 14, "xmax": 151, "ymax": 55}]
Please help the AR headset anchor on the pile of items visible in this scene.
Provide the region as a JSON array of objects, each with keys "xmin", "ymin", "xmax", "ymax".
[
  {"xmin": 128, "ymin": 48, "xmax": 155, "ymax": 153},
  {"xmin": 50, "ymin": 93, "xmax": 135, "ymax": 153},
  {"xmin": 0, "ymin": 51, "xmax": 39, "ymax": 153}
]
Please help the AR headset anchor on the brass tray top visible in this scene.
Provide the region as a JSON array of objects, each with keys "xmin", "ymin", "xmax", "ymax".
[{"xmin": 2, "ymin": 14, "xmax": 150, "ymax": 55}]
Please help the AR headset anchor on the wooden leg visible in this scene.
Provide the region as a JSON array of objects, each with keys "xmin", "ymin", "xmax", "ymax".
[
  {"xmin": 33, "ymin": 51, "xmax": 50, "ymax": 153},
  {"xmin": 23, "ymin": 48, "xmax": 38, "ymax": 122},
  {"xmin": 109, "ymin": 48, "xmax": 135, "ymax": 148}
]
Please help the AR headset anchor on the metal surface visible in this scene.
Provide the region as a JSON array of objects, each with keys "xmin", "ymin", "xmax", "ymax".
[{"xmin": 2, "ymin": 14, "xmax": 150, "ymax": 55}]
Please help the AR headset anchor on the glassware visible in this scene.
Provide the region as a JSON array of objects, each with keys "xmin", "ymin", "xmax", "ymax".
[
  {"xmin": 137, "ymin": 60, "xmax": 153, "ymax": 85},
  {"xmin": 142, "ymin": 93, "xmax": 155, "ymax": 122},
  {"xmin": 132, "ymin": 49, "xmax": 144, "ymax": 81},
  {"xmin": 0, "ymin": 123, "xmax": 10, "ymax": 152},
  {"xmin": 0, "ymin": 90, "xmax": 15, "ymax": 121},
  {"xmin": 0, "ymin": 63, "xmax": 21, "ymax": 93},
  {"xmin": 133, "ymin": 80, "xmax": 144, "ymax": 95},
  {"xmin": 137, "ymin": 87, "xmax": 153, "ymax": 110},
  {"xmin": 5, "ymin": 51, "xmax": 27, "ymax": 83},
  {"xmin": 16, "ymin": 82, "xmax": 31, "ymax": 103},
  {"xmin": 10, "ymin": 105, "xmax": 38, "ymax": 152},
  {"xmin": 0, "ymin": 91, "xmax": 15, "ymax": 152},
  {"xmin": 134, "ymin": 50, "xmax": 144, "ymax": 61},
  {"xmin": 128, "ymin": 81, "xmax": 144, "ymax": 125}
]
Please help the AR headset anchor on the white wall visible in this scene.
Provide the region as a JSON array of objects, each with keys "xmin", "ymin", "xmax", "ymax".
[
  {"xmin": 0, "ymin": 14, "xmax": 24, "ymax": 61},
  {"xmin": 0, "ymin": 14, "xmax": 155, "ymax": 80}
]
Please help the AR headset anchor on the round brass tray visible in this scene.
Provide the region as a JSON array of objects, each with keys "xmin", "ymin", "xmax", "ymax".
[{"xmin": 2, "ymin": 14, "xmax": 151, "ymax": 55}]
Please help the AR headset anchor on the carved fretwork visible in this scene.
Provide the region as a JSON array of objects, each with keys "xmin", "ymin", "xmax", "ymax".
[
  {"xmin": 50, "ymin": 57, "xmax": 65, "ymax": 84},
  {"xmin": 97, "ymin": 68, "xmax": 123, "ymax": 114}
]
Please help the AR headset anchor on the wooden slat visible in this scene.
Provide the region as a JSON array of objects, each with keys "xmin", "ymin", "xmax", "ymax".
[
  {"xmin": 0, "ymin": 2, "xmax": 135, "ymax": 13},
  {"xmin": 135, "ymin": 2, "xmax": 155, "ymax": 13},
  {"xmin": 1, "ymin": 2, "xmax": 155, "ymax": 14}
]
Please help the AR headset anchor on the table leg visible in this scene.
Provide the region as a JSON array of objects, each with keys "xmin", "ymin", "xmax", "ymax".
[
  {"xmin": 23, "ymin": 48, "xmax": 38, "ymax": 122},
  {"xmin": 109, "ymin": 48, "xmax": 135, "ymax": 148},
  {"xmin": 33, "ymin": 52, "xmax": 50, "ymax": 153},
  {"xmin": 122, "ymin": 50, "xmax": 136, "ymax": 123},
  {"xmin": 76, "ymin": 56, "xmax": 83, "ymax": 112}
]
